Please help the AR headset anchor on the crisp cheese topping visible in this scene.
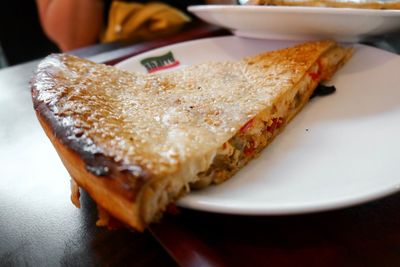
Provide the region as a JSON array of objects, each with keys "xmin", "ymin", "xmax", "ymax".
[{"xmin": 33, "ymin": 41, "xmax": 336, "ymax": 178}]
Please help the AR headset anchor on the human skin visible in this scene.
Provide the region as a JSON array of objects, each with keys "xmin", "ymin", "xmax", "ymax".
[
  {"xmin": 35, "ymin": 0, "xmax": 231, "ymax": 51},
  {"xmin": 36, "ymin": 0, "xmax": 104, "ymax": 51}
]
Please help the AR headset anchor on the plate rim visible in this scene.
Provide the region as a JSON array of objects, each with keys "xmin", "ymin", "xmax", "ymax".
[
  {"xmin": 188, "ymin": 4, "xmax": 400, "ymax": 16},
  {"xmin": 178, "ymin": 183, "xmax": 400, "ymax": 215}
]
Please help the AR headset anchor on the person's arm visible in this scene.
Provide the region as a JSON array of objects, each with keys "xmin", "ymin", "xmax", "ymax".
[{"xmin": 36, "ymin": 0, "xmax": 104, "ymax": 51}]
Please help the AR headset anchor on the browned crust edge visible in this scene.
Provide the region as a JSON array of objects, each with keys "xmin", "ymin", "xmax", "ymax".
[
  {"xmin": 34, "ymin": 109, "xmax": 146, "ymax": 231},
  {"xmin": 30, "ymin": 55, "xmax": 149, "ymax": 230},
  {"xmin": 30, "ymin": 55, "xmax": 151, "ymax": 200},
  {"xmin": 30, "ymin": 44, "xmax": 351, "ymax": 231}
]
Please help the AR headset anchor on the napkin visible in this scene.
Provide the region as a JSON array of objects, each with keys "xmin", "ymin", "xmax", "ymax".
[{"xmin": 101, "ymin": 1, "xmax": 191, "ymax": 44}]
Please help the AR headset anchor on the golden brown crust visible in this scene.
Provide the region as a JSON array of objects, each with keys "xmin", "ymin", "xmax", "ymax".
[
  {"xmin": 193, "ymin": 44, "xmax": 352, "ymax": 187},
  {"xmin": 36, "ymin": 109, "xmax": 145, "ymax": 231},
  {"xmin": 35, "ymin": 111, "xmax": 146, "ymax": 230},
  {"xmin": 31, "ymin": 41, "xmax": 335, "ymax": 191},
  {"xmin": 31, "ymin": 41, "xmax": 350, "ymax": 230},
  {"xmin": 30, "ymin": 55, "xmax": 151, "ymax": 200}
]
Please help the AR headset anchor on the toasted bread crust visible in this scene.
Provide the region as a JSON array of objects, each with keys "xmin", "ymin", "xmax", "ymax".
[
  {"xmin": 31, "ymin": 56, "xmax": 151, "ymax": 199},
  {"xmin": 31, "ymin": 41, "xmax": 351, "ymax": 230},
  {"xmin": 34, "ymin": 110, "xmax": 146, "ymax": 230},
  {"xmin": 193, "ymin": 44, "xmax": 352, "ymax": 187}
]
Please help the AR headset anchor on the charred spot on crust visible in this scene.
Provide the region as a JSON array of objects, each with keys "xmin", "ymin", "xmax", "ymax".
[
  {"xmin": 86, "ymin": 164, "xmax": 110, "ymax": 176},
  {"xmin": 311, "ymin": 84, "xmax": 336, "ymax": 98}
]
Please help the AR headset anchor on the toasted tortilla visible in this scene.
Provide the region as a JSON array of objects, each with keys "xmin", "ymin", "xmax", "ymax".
[{"xmin": 31, "ymin": 40, "xmax": 351, "ymax": 231}]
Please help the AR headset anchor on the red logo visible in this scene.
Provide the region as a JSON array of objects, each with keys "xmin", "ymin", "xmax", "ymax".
[{"xmin": 140, "ymin": 51, "xmax": 180, "ymax": 73}]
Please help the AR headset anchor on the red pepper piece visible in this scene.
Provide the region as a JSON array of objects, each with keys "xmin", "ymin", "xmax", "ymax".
[
  {"xmin": 240, "ymin": 118, "xmax": 255, "ymax": 134},
  {"xmin": 266, "ymin": 117, "xmax": 284, "ymax": 133},
  {"xmin": 244, "ymin": 141, "xmax": 255, "ymax": 157},
  {"xmin": 276, "ymin": 117, "xmax": 284, "ymax": 129},
  {"xmin": 308, "ymin": 71, "xmax": 320, "ymax": 81},
  {"xmin": 267, "ymin": 118, "xmax": 278, "ymax": 133},
  {"xmin": 308, "ymin": 60, "xmax": 323, "ymax": 81}
]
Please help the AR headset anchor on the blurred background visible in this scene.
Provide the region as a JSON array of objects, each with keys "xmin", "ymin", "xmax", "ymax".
[
  {"xmin": 0, "ymin": 1, "xmax": 59, "ymax": 68},
  {"xmin": 0, "ymin": 1, "xmax": 234, "ymax": 69},
  {"xmin": 1, "ymin": 0, "xmax": 398, "ymax": 69}
]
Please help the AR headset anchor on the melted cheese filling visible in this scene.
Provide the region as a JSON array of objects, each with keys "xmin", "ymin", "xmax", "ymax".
[{"xmin": 191, "ymin": 61, "xmax": 320, "ymax": 188}]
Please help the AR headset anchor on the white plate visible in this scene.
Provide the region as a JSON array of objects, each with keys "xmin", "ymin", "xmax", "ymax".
[
  {"xmin": 116, "ymin": 36, "xmax": 400, "ymax": 215},
  {"xmin": 188, "ymin": 5, "xmax": 400, "ymax": 42}
]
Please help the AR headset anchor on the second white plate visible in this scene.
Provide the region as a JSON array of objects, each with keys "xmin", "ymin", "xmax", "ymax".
[
  {"xmin": 116, "ymin": 36, "xmax": 400, "ymax": 215},
  {"xmin": 188, "ymin": 5, "xmax": 400, "ymax": 42}
]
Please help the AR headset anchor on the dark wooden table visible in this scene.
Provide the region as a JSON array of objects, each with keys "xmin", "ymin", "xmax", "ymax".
[{"xmin": 1, "ymin": 22, "xmax": 400, "ymax": 267}]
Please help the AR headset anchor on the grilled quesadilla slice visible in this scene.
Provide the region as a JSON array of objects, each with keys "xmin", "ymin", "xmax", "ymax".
[{"xmin": 31, "ymin": 40, "xmax": 352, "ymax": 231}]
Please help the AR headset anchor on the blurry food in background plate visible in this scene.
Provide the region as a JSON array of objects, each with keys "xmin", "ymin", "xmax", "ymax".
[{"xmin": 247, "ymin": 0, "xmax": 400, "ymax": 9}]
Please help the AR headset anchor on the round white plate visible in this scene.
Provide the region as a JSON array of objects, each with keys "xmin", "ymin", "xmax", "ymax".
[
  {"xmin": 116, "ymin": 36, "xmax": 400, "ymax": 215},
  {"xmin": 188, "ymin": 5, "xmax": 400, "ymax": 42}
]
